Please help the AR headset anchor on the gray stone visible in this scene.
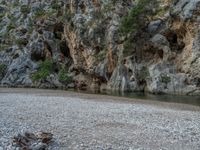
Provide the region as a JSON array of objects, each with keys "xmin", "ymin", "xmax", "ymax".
[
  {"xmin": 148, "ymin": 20, "xmax": 162, "ymax": 33},
  {"xmin": 150, "ymin": 34, "xmax": 170, "ymax": 47},
  {"xmin": 1, "ymin": 54, "xmax": 36, "ymax": 87},
  {"xmin": 170, "ymin": 0, "xmax": 200, "ymax": 20},
  {"xmin": 146, "ymin": 62, "xmax": 200, "ymax": 95},
  {"xmin": 107, "ymin": 64, "xmax": 129, "ymax": 92}
]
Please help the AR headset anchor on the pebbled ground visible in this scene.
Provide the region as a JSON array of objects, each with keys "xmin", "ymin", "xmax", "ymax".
[{"xmin": 0, "ymin": 88, "xmax": 200, "ymax": 150}]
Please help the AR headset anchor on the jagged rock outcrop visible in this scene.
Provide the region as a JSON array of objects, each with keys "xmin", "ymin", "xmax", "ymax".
[
  {"xmin": 0, "ymin": 0, "xmax": 72, "ymax": 88},
  {"xmin": 0, "ymin": 0, "xmax": 200, "ymax": 95},
  {"xmin": 146, "ymin": 0, "xmax": 200, "ymax": 95}
]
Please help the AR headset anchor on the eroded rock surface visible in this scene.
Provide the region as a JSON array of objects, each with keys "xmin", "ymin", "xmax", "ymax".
[{"xmin": 0, "ymin": 0, "xmax": 200, "ymax": 95}]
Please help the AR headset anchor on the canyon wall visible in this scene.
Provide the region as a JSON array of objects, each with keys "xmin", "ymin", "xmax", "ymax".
[{"xmin": 0, "ymin": 0, "xmax": 200, "ymax": 95}]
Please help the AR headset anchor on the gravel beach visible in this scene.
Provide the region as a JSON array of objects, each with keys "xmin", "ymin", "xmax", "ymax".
[{"xmin": 0, "ymin": 88, "xmax": 200, "ymax": 150}]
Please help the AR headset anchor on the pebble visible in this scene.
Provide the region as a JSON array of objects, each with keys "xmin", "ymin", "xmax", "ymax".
[{"xmin": 0, "ymin": 89, "xmax": 200, "ymax": 150}]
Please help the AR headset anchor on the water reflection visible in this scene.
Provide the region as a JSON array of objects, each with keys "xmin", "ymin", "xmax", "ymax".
[{"xmin": 73, "ymin": 89, "xmax": 200, "ymax": 106}]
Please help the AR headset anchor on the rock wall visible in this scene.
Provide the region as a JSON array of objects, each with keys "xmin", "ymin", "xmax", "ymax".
[{"xmin": 0, "ymin": 0, "xmax": 200, "ymax": 95}]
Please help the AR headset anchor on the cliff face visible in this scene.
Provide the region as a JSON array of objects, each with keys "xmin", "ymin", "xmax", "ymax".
[{"xmin": 0, "ymin": 0, "xmax": 200, "ymax": 95}]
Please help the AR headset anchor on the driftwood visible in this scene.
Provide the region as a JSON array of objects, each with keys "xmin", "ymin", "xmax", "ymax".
[{"xmin": 12, "ymin": 132, "xmax": 53, "ymax": 150}]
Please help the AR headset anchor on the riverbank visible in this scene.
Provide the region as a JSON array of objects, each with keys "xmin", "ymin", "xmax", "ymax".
[{"xmin": 0, "ymin": 88, "xmax": 200, "ymax": 149}]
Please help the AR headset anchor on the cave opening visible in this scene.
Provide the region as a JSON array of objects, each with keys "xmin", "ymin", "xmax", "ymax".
[
  {"xmin": 165, "ymin": 30, "xmax": 185, "ymax": 52},
  {"xmin": 79, "ymin": 1, "xmax": 86, "ymax": 13},
  {"xmin": 60, "ymin": 41, "xmax": 71, "ymax": 59},
  {"xmin": 52, "ymin": 22, "xmax": 72, "ymax": 60},
  {"xmin": 53, "ymin": 23, "xmax": 64, "ymax": 39},
  {"xmin": 194, "ymin": 78, "xmax": 200, "ymax": 87}
]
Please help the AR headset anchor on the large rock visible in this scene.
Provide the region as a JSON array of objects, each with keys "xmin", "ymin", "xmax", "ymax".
[
  {"xmin": 1, "ymin": 54, "xmax": 36, "ymax": 87},
  {"xmin": 170, "ymin": 0, "xmax": 200, "ymax": 20},
  {"xmin": 107, "ymin": 64, "xmax": 130, "ymax": 92},
  {"xmin": 146, "ymin": 62, "xmax": 200, "ymax": 95}
]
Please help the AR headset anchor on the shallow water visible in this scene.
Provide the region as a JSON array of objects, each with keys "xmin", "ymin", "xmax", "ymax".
[
  {"xmin": 1, "ymin": 87, "xmax": 200, "ymax": 106},
  {"xmin": 73, "ymin": 89, "xmax": 200, "ymax": 106}
]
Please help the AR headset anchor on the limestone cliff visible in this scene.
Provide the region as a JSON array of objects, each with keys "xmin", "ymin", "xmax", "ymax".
[{"xmin": 0, "ymin": 0, "xmax": 200, "ymax": 95}]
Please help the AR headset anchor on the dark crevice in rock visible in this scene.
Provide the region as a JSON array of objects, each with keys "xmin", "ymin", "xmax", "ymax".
[
  {"xmin": 53, "ymin": 23, "xmax": 64, "ymax": 39},
  {"xmin": 164, "ymin": 30, "xmax": 185, "ymax": 52},
  {"xmin": 79, "ymin": 1, "xmax": 86, "ymax": 13},
  {"xmin": 60, "ymin": 41, "xmax": 71, "ymax": 58},
  {"xmin": 194, "ymin": 78, "xmax": 200, "ymax": 87},
  {"xmin": 44, "ymin": 41, "xmax": 53, "ymax": 59}
]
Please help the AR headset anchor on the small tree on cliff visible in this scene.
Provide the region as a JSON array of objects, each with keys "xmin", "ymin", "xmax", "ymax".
[{"xmin": 120, "ymin": 0, "xmax": 159, "ymax": 56}]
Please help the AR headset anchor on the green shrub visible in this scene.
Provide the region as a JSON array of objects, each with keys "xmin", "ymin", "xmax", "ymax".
[
  {"xmin": 0, "ymin": 44, "xmax": 10, "ymax": 51},
  {"xmin": 20, "ymin": 5, "xmax": 30, "ymax": 14},
  {"xmin": 120, "ymin": 1, "xmax": 146, "ymax": 34},
  {"xmin": 96, "ymin": 49, "xmax": 107, "ymax": 61},
  {"xmin": 160, "ymin": 74, "xmax": 171, "ymax": 84},
  {"xmin": 34, "ymin": 8, "xmax": 46, "ymax": 18},
  {"xmin": 0, "ymin": 64, "xmax": 7, "ymax": 74},
  {"xmin": 0, "ymin": 13, "xmax": 5, "ymax": 20},
  {"xmin": 123, "ymin": 37, "xmax": 135, "ymax": 56},
  {"xmin": 120, "ymin": 0, "xmax": 159, "ymax": 54},
  {"xmin": 7, "ymin": 13, "xmax": 16, "ymax": 22},
  {"xmin": 7, "ymin": 22, "xmax": 15, "ymax": 31},
  {"xmin": 52, "ymin": 4, "xmax": 60, "ymax": 10},
  {"xmin": 103, "ymin": 2, "xmax": 115, "ymax": 13},
  {"xmin": 27, "ymin": 19, "xmax": 34, "ymax": 33},
  {"xmin": 32, "ymin": 59, "xmax": 53, "ymax": 81},
  {"xmin": 138, "ymin": 66, "xmax": 150, "ymax": 81},
  {"xmin": 46, "ymin": 8, "xmax": 57, "ymax": 17},
  {"xmin": 57, "ymin": 15, "xmax": 65, "ymax": 23},
  {"xmin": 15, "ymin": 38, "xmax": 28, "ymax": 46},
  {"xmin": 12, "ymin": 0, "xmax": 19, "ymax": 7},
  {"xmin": 58, "ymin": 67, "xmax": 72, "ymax": 83},
  {"xmin": 51, "ymin": 0, "xmax": 60, "ymax": 10}
]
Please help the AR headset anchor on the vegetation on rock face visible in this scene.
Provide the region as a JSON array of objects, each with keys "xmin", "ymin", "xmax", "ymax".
[
  {"xmin": 34, "ymin": 8, "xmax": 46, "ymax": 18},
  {"xmin": 120, "ymin": 0, "xmax": 147, "ymax": 34},
  {"xmin": 20, "ymin": 5, "xmax": 30, "ymax": 14},
  {"xmin": 0, "ymin": 64, "xmax": 7, "ymax": 74},
  {"xmin": 32, "ymin": 59, "xmax": 53, "ymax": 81},
  {"xmin": 0, "ymin": 0, "xmax": 199, "ymax": 95},
  {"xmin": 0, "ymin": 64, "xmax": 7, "ymax": 79},
  {"xmin": 160, "ymin": 74, "xmax": 171, "ymax": 84},
  {"xmin": 7, "ymin": 22, "xmax": 15, "ymax": 31},
  {"xmin": 0, "ymin": 13, "xmax": 5, "ymax": 21},
  {"xmin": 120, "ymin": 0, "xmax": 159, "ymax": 56},
  {"xmin": 58, "ymin": 67, "xmax": 72, "ymax": 84},
  {"xmin": 51, "ymin": 0, "xmax": 60, "ymax": 10},
  {"xmin": 96, "ymin": 50, "xmax": 107, "ymax": 61},
  {"xmin": 138, "ymin": 66, "xmax": 150, "ymax": 82},
  {"xmin": 15, "ymin": 38, "xmax": 28, "ymax": 46}
]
